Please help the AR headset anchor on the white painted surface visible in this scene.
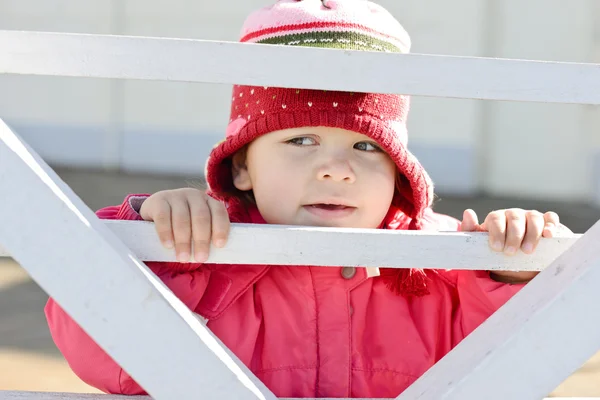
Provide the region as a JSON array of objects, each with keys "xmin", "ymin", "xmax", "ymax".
[
  {"xmin": 0, "ymin": 119, "xmax": 276, "ymax": 400},
  {"xmin": 0, "ymin": 3, "xmax": 599, "ymax": 399},
  {"xmin": 0, "ymin": 219, "xmax": 582, "ymax": 271},
  {"xmin": 397, "ymin": 218, "xmax": 600, "ymax": 400},
  {"xmin": 2, "ymin": 31, "xmax": 600, "ymax": 105}
]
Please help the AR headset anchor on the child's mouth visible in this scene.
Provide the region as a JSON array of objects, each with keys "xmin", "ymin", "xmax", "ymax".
[
  {"xmin": 304, "ymin": 203, "xmax": 356, "ymax": 218},
  {"xmin": 311, "ymin": 204, "xmax": 349, "ymax": 210}
]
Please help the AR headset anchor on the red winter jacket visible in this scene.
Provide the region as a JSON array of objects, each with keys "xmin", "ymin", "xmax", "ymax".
[{"xmin": 45, "ymin": 195, "xmax": 523, "ymax": 397}]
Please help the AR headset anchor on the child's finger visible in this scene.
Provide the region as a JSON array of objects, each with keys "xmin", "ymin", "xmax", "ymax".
[
  {"xmin": 188, "ymin": 193, "xmax": 212, "ymax": 263},
  {"xmin": 152, "ymin": 199, "xmax": 175, "ymax": 250},
  {"xmin": 503, "ymin": 209, "xmax": 526, "ymax": 255},
  {"xmin": 459, "ymin": 209, "xmax": 479, "ymax": 232},
  {"xmin": 544, "ymin": 211, "xmax": 560, "ymax": 225},
  {"xmin": 483, "ymin": 210, "xmax": 506, "ymax": 252},
  {"xmin": 208, "ymin": 197, "xmax": 230, "ymax": 248},
  {"xmin": 542, "ymin": 211, "xmax": 560, "ymax": 238},
  {"xmin": 521, "ymin": 211, "xmax": 545, "ymax": 254},
  {"xmin": 170, "ymin": 196, "xmax": 193, "ymax": 263}
]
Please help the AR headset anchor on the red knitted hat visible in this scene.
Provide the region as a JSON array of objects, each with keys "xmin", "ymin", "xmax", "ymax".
[{"xmin": 206, "ymin": 0, "xmax": 434, "ymax": 224}]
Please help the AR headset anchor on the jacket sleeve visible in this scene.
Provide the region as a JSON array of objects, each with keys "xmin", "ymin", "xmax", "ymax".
[
  {"xmin": 453, "ymin": 270, "xmax": 524, "ymax": 340},
  {"xmin": 44, "ymin": 194, "xmax": 212, "ymax": 394},
  {"xmin": 422, "ymin": 209, "xmax": 526, "ymax": 339}
]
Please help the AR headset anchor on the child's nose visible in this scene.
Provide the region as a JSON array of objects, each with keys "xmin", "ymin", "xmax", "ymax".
[{"xmin": 316, "ymin": 157, "xmax": 356, "ymax": 183}]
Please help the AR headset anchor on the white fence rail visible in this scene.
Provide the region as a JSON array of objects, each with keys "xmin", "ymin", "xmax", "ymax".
[
  {"xmin": 0, "ymin": 220, "xmax": 582, "ymax": 270},
  {"xmin": 2, "ymin": 30, "xmax": 600, "ymax": 400},
  {"xmin": 1, "ymin": 31, "xmax": 600, "ymax": 105},
  {"xmin": 0, "ymin": 120, "xmax": 275, "ymax": 400}
]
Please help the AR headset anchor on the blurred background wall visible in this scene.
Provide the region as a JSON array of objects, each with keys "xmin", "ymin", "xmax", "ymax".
[
  {"xmin": 1, "ymin": 0, "xmax": 599, "ymax": 203},
  {"xmin": 1, "ymin": 0, "xmax": 600, "ymax": 395}
]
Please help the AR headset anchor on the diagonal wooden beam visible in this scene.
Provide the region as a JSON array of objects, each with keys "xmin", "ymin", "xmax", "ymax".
[
  {"xmin": 0, "ymin": 119, "xmax": 276, "ymax": 400},
  {"xmin": 0, "ymin": 30, "xmax": 599, "ymax": 105},
  {"xmin": 397, "ymin": 218, "xmax": 600, "ymax": 400}
]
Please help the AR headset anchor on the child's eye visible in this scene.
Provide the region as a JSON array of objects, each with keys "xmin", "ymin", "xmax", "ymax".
[
  {"xmin": 287, "ymin": 137, "xmax": 317, "ymax": 146},
  {"xmin": 354, "ymin": 141, "xmax": 382, "ymax": 152}
]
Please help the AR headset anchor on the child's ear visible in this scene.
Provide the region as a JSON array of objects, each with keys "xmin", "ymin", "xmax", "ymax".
[{"xmin": 232, "ymin": 150, "xmax": 253, "ymax": 191}]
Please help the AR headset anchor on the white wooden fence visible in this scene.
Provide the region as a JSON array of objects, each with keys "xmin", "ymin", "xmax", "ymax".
[{"xmin": 1, "ymin": 29, "xmax": 600, "ymax": 400}]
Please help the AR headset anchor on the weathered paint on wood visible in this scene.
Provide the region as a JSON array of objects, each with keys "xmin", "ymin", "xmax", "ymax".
[
  {"xmin": 0, "ymin": 119, "xmax": 275, "ymax": 400},
  {"xmin": 0, "ymin": 31, "xmax": 599, "ymax": 104},
  {"xmin": 397, "ymin": 218, "xmax": 600, "ymax": 400},
  {"xmin": 1, "ymin": 26, "xmax": 599, "ymax": 400},
  {"xmin": 0, "ymin": 220, "xmax": 581, "ymax": 271}
]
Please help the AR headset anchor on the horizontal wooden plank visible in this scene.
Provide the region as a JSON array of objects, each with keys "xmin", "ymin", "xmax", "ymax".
[
  {"xmin": 0, "ymin": 393, "xmax": 591, "ymax": 400},
  {"xmin": 0, "ymin": 119, "xmax": 275, "ymax": 399},
  {"xmin": 0, "ymin": 220, "xmax": 582, "ymax": 271},
  {"xmin": 397, "ymin": 218, "xmax": 600, "ymax": 400},
  {"xmin": 1, "ymin": 30, "xmax": 599, "ymax": 104}
]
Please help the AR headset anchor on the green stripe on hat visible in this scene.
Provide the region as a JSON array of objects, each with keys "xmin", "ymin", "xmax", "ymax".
[{"xmin": 256, "ymin": 30, "xmax": 401, "ymax": 53}]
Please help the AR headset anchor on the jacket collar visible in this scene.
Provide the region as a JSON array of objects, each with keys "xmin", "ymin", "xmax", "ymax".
[{"xmin": 196, "ymin": 202, "xmax": 428, "ymax": 319}]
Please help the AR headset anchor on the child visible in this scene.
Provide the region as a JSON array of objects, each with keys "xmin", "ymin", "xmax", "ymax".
[{"xmin": 45, "ymin": 0, "xmax": 571, "ymax": 396}]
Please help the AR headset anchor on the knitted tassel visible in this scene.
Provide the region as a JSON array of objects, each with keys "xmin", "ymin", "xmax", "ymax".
[
  {"xmin": 379, "ymin": 216, "xmax": 430, "ymax": 298},
  {"xmin": 380, "ymin": 268, "xmax": 430, "ymax": 298}
]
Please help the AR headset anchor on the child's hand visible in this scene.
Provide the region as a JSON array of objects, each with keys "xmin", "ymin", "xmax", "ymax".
[
  {"xmin": 139, "ymin": 188, "xmax": 230, "ymax": 263},
  {"xmin": 459, "ymin": 208, "xmax": 573, "ymax": 283}
]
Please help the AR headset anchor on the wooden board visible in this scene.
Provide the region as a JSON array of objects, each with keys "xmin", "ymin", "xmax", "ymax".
[
  {"xmin": 0, "ymin": 221, "xmax": 581, "ymax": 271},
  {"xmin": 0, "ymin": 30, "xmax": 599, "ymax": 104},
  {"xmin": 0, "ymin": 119, "xmax": 275, "ymax": 400},
  {"xmin": 397, "ymin": 218, "xmax": 600, "ymax": 400}
]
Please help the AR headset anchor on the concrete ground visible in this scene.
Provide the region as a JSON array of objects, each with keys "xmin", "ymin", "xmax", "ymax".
[{"xmin": 2, "ymin": 167, "xmax": 600, "ymax": 396}]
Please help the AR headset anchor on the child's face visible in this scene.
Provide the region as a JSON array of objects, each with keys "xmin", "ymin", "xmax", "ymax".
[{"xmin": 232, "ymin": 126, "xmax": 396, "ymax": 228}]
